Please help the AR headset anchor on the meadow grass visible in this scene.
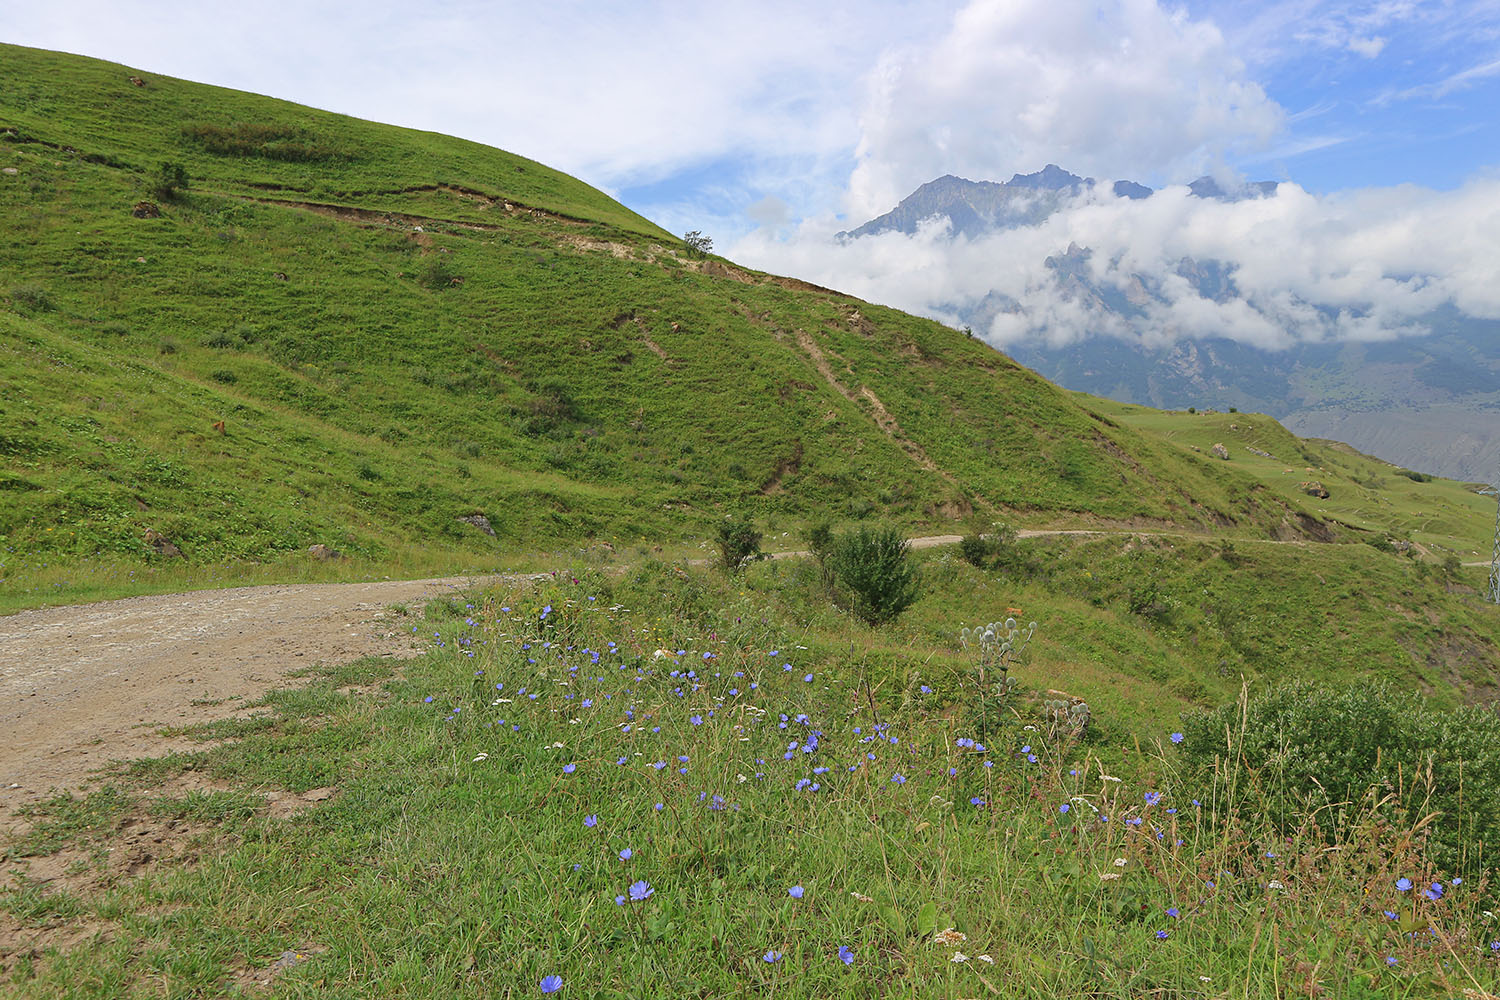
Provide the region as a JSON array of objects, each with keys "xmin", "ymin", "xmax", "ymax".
[
  {"xmin": 1090, "ymin": 396, "xmax": 1494, "ymax": 559},
  {"xmin": 5, "ymin": 555, "xmax": 1498, "ymax": 998}
]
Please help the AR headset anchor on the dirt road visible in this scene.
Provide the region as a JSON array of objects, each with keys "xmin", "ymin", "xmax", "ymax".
[
  {"xmin": 0, "ymin": 575, "xmax": 510, "ymax": 831},
  {"xmin": 0, "ymin": 527, "xmax": 1277, "ymax": 832}
]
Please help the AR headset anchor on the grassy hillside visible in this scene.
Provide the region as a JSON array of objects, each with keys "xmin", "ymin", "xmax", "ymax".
[
  {"xmin": 0, "ymin": 44, "xmax": 1377, "ymax": 608},
  {"xmin": 1092, "ymin": 397, "xmax": 1494, "ymax": 559}
]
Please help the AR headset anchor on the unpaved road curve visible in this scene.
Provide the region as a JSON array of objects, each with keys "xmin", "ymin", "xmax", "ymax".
[
  {"xmin": 0, "ymin": 574, "xmax": 517, "ymax": 831},
  {"xmin": 0, "ymin": 527, "xmax": 1264, "ymax": 833}
]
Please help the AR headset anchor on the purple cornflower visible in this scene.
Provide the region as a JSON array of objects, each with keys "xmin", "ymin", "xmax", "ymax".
[
  {"xmin": 628, "ymin": 879, "xmax": 653, "ymax": 901},
  {"xmin": 1155, "ymin": 930, "xmax": 1169, "ymax": 940},
  {"xmin": 891, "ymin": 773, "xmax": 906, "ymax": 784},
  {"xmin": 583, "ymin": 814, "xmax": 597, "ymax": 828},
  {"xmin": 1170, "ymin": 732, "xmax": 1184, "ymax": 744},
  {"xmin": 763, "ymin": 950, "xmax": 781, "ymax": 963},
  {"xmin": 563, "ymin": 763, "xmax": 576, "ymax": 774},
  {"xmin": 1396, "ymin": 877, "xmax": 1413, "ymax": 891},
  {"xmin": 789, "ymin": 885, "xmax": 804, "ymax": 898},
  {"xmin": 540, "ymin": 974, "xmax": 562, "ymax": 993},
  {"xmin": 838, "ymin": 944, "xmax": 854, "ymax": 965},
  {"xmin": 619, "ymin": 848, "xmax": 632, "ymax": 860}
]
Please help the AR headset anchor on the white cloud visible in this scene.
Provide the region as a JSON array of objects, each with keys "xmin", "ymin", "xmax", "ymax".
[
  {"xmin": 732, "ymin": 175, "xmax": 1500, "ymax": 352},
  {"xmin": 3, "ymin": 0, "xmax": 950, "ymax": 194},
  {"xmin": 845, "ymin": 0, "xmax": 1286, "ymax": 218}
]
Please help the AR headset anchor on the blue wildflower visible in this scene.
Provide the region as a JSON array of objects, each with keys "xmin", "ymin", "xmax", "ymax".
[
  {"xmin": 1396, "ymin": 878, "xmax": 1413, "ymax": 891},
  {"xmin": 763, "ymin": 950, "xmax": 781, "ymax": 963},
  {"xmin": 629, "ymin": 879, "xmax": 653, "ymax": 901},
  {"xmin": 789, "ymin": 886, "xmax": 804, "ymax": 898},
  {"xmin": 1170, "ymin": 732, "xmax": 1184, "ymax": 744},
  {"xmin": 540, "ymin": 974, "xmax": 562, "ymax": 993},
  {"xmin": 838, "ymin": 944, "xmax": 854, "ymax": 965},
  {"xmin": 583, "ymin": 815, "xmax": 597, "ymax": 828}
]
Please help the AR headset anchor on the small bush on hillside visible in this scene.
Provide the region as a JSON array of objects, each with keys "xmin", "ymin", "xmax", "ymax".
[
  {"xmin": 419, "ymin": 256, "xmax": 456, "ymax": 290},
  {"xmin": 1176, "ymin": 680, "xmax": 1500, "ymax": 877},
  {"xmin": 9, "ymin": 282, "xmax": 53, "ymax": 312},
  {"xmin": 958, "ymin": 522, "xmax": 1016, "ymax": 569},
  {"xmin": 682, "ymin": 230, "xmax": 713, "ymax": 258},
  {"xmin": 522, "ymin": 383, "xmax": 579, "ymax": 436},
  {"xmin": 805, "ymin": 520, "xmax": 835, "ymax": 583},
  {"xmin": 829, "ymin": 525, "xmax": 921, "ymax": 625},
  {"xmin": 716, "ymin": 515, "xmax": 762, "ymax": 574},
  {"xmin": 151, "ymin": 161, "xmax": 189, "ymax": 201}
]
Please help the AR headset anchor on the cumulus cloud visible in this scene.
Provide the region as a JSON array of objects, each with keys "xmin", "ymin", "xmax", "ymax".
[
  {"xmin": 846, "ymin": 0, "xmax": 1285, "ymax": 219},
  {"xmin": 732, "ymin": 176, "xmax": 1500, "ymax": 351}
]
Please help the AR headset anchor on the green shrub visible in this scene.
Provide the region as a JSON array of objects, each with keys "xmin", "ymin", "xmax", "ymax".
[
  {"xmin": 1176, "ymin": 681, "xmax": 1500, "ymax": 877},
  {"xmin": 9, "ymin": 283, "xmax": 53, "ymax": 312},
  {"xmin": 151, "ymin": 161, "xmax": 189, "ymax": 201},
  {"xmin": 958, "ymin": 522, "xmax": 1016, "ymax": 569},
  {"xmin": 716, "ymin": 515, "xmax": 762, "ymax": 574},
  {"xmin": 806, "ymin": 520, "xmax": 836, "ymax": 583},
  {"xmin": 829, "ymin": 525, "xmax": 921, "ymax": 625}
]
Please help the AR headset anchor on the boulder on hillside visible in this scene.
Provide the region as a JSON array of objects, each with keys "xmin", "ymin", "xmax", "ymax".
[
  {"xmin": 308, "ymin": 543, "xmax": 343, "ymax": 561},
  {"xmin": 1299, "ymin": 481, "xmax": 1330, "ymax": 499},
  {"xmin": 1211, "ymin": 442, "xmax": 1230, "ymax": 460},
  {"xmin": 457, "ymin": 513, "xmax": 496, "ymax": 537},
  {"xmin": 143, "ymin": 527, "xmax": 182, "ymax": 558},
  {"xmin": 132, "ymin": 201, "xmax": 160, "ymax": 218}
]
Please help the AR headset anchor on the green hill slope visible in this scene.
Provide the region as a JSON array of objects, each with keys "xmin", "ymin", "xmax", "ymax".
[{"xmin": 0, "ymin": 44, "xmax": 1488, "ymax": 610}]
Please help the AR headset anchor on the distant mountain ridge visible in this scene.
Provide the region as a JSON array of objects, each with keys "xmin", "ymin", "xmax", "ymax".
[
  {"xmin": 839, "ymin": 165, "xmax": 1274, "ymax": 241},
  {"xmin": 841, "ymin": 168, "xmax": 1500, "ymax": 481}
]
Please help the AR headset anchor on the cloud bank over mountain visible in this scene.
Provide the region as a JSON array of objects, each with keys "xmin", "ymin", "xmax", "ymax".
[{"xmin": 736, "ymin": 170, "xmax": 1500, "ymax": 352}]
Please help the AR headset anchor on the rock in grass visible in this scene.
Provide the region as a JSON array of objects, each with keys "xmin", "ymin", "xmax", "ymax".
[
  {"xmin": 143, "ymin": 527, "xmax": 182, "ymax": 558},
  {"xmin": 457, "ymin": 514, "xmax": 496, "ymax": 537}
]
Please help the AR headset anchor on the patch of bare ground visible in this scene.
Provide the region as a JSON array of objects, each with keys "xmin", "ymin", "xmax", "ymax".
[{"xmin": 0, "ymin": 574, "xmax": 511, "ymax": 834}]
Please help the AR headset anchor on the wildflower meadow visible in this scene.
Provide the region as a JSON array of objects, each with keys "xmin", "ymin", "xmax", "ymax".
[{"xmin": 5, "ymin": 559, "xmax": 1499, "ymax": 998}]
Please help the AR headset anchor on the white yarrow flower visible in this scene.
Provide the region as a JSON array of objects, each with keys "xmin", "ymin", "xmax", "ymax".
[{"xmin": 951, "ymin": 952, "xmax": 969, "ymax": 963}]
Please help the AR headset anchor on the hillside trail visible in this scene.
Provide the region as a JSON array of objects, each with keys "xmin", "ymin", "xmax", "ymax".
[{"xmin": 0, "ymin": 526, "xmax": 1295, "ymax": 833}]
